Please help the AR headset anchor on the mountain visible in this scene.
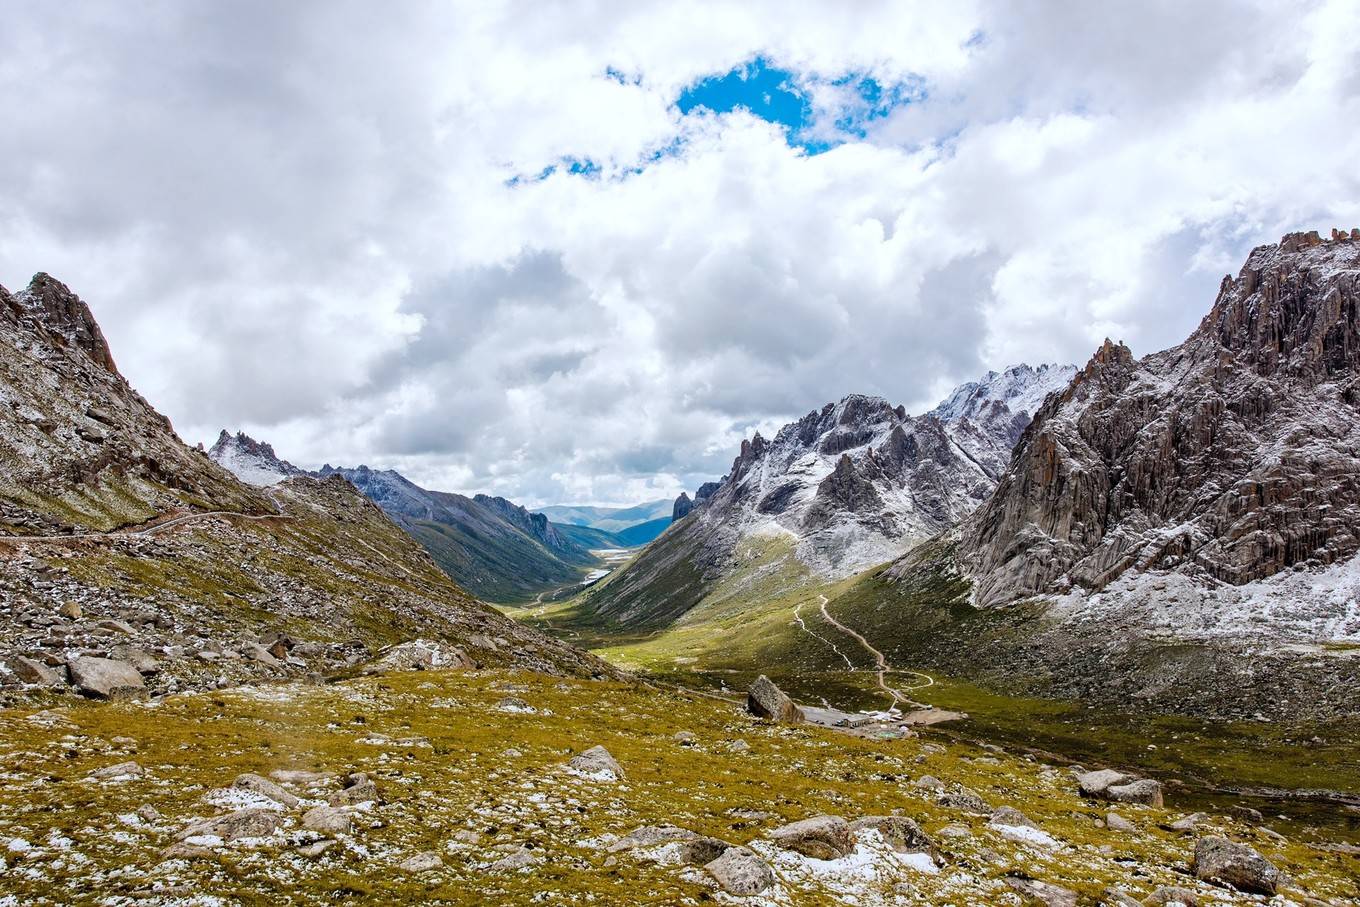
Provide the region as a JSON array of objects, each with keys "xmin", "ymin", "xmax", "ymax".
[
  {"xmin": 207, "ymin": 430, "xmax": 305, "ymax": 486},
  {"xmin": 553, "ymin": 522, "xmax": 627, "ymax": 550},
  {"xmin": 613, "ymin": 516, "xmax": 673, "ymax": 547},
  {"xmin": 0, "ymin": 274, "xmax": 270, "ymax": 535},
  {"xmin": 867, "ymin": 229, "xmax": 1360, "ymax": 718},
  {"xmin": 0, "ymin": 273, "xmax": 607, "ymax": 703},
  {"xmin": 309, "ymin": 465, "xmax": 599, "ymax": 603},
  {"xmin": 538, "ymin": 499, "xmax": 674, "ymax": 535},
  {"xmin": 577, "ymin": 365, "xmax": 1073, "ymax": 629}
]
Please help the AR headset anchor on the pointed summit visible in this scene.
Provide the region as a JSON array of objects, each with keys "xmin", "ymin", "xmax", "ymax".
[{"xmin": 13, "ymin": 273, "xmax": 120, "ymax": 377}]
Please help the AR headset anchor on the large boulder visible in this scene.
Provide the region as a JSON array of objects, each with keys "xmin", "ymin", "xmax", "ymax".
[
  {"xmin": 1004, "ymin": 876, "xmax": 1078, "ymax": 907},
  {"xmin": 746, "ymin": 675, "xmax": 804, "ymax": 723},
  {"xmin": 233, "ymin": 773, "xmax": 299, "ymax": 808},
  {"xmin": 1192, "ymin": 837, "xmax": 1280, "ymax": 895},
  {"xmin": 769, "ymin": 815, "xmax": 853, "ymax": 860},
  {"xmin": 1106, "ymin": 778, "xmax": 1164, "ymax": 807},
  {"xmin": 328, "ymin": 772, "xmax": 380, "ymax": 806},
  {"xmin": 67, "ymin": 656, "xmax": 145, "ymax": 699},
  {"xmin": 175, "ymin": 808, "xmax": 282, "ymax": 842},
  {"xmin": 704, "ymin": 847, "xmax": 774, "ymax": 896},
  {"xmin": 302, "ymin": 805, "xmax": 351, "ymax": 835},
  {"xmin": 566, "ymin": 745, "xmax": 624, "ymax": 781},
  {"xmin": 1076, "ymin": 769, "xmax": 1129, "ymax": 798},
  {"xmin": 9, "ymin": 655, "xmax": 63, "ymax": 686}
]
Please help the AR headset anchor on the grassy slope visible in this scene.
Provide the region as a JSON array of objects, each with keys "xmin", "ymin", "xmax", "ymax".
[
  {"xmin": 2, "ymin": 668, "xmax": 1354, "ymax": 905},
  {"xmin": 518, "ymin": 538, "xmax": 1360, "ymax": 820}
]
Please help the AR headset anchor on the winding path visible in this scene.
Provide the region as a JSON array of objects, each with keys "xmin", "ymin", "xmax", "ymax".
[
  {"xmin": 792, "ymin": 600, "xmax": 855, "ymax": 670},
  {"xmin": 816, "ymin": 593, "xmax": 935, "ymax": 710},
  {"xmin": 3, "ymin": 506, "xmax": 292, "ymax": 545}
]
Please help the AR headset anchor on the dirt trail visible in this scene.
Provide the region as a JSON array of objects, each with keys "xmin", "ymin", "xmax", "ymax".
[
  {"xmin": 3, "ymin": 503, "xmax": 292, "ymax": 546},
  {"xmin": 817, "ymin": 594, "xmax": 935, "ymax": 710}
]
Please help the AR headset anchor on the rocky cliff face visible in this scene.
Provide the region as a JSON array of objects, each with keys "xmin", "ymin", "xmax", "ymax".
[
  {"xmin": 0, "ymin": 275, "xmax": 269, "ymax": 536},
  {"xmin": 951, "ymin": 230, "xmax": 1360, "ymax": 611},
  {"xmin": 583, "ymin": 365, "xmax": 1073, "ymax": 628}
]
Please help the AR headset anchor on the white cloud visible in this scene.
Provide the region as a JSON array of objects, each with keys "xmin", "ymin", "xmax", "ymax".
[{"xmin": 1, "ymin": 0, "xmax": 1357, "ymax": 506}]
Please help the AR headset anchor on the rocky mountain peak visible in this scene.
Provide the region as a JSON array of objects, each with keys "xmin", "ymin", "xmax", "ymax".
[
  {"xmin": 951, "ymin": 229, "xmax": 1360, "ymax": 608},
  {"xmin": 12, "ymin": 273, "xmax": 121, "ymax": 377},
  {"xmin": 208, "ymin": 430, "xmax": 305, "ymax": 487},
  {"xmin": 673, "ymin": 492, "xmax": 694, "ymax": 521}
]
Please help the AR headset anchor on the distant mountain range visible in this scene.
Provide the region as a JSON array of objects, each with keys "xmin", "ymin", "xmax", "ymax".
[
  {"xmin": 538, "ymin": 501, "xmax": 674, "ymax": 538},
  {"xmin": 208, "ymin": 432, "xmax": 666, "ymax": 602}
]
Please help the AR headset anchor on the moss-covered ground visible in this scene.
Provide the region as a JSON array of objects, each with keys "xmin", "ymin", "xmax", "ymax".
[{"xmin": 1, "ymin": 669, "xmax": 1355, "ymax": 905}]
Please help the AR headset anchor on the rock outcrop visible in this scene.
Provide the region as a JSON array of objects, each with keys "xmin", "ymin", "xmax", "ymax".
[
  {"xmin": 955, "ymin": 231, "xmax": 1360, "ymax": 607},
  {"xmin": 672, "ymin": 492, "xmax": 694, "ymax": 522}
]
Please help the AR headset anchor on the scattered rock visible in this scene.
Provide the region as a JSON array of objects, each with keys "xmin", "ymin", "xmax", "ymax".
[
  {"xmin": 486, "ymin": 846, "xmax": 541, "ymax": 873},
  {"xmin": 566, "ymin": 745, "xmax": 624, "ymax": 781},
  {"xmin": 297, "ymin": 840, "xmax": 335, "ymax": 858},
  {"xmin": 1168, "ymin": 812, "xmax": 1207, "ymax": 833},
  {"xmin": 1004, "ymin": 875, "xmax": 1079, "ymax": 907},
  {"xmin": 746, "ymin": 675, "xmax": 804, "ymax": 723},
  {"xmin": 9, "ymin": 655, "xmax": 63, "ymax": 686},
  {"xmin": 705, "ymin": 846, "xmax": 774, "ymax": 896},
  {"xmin": 87, "ymin": 761, "xmax": 144, "ymax": 781},
  {"xmin": 270, "ymin": 769, "xmax": 334, "ymax": 784},
  {"xmin": 938, "ymin": 785, "xmax": 990, "ymax": 814},
  {"xmin": 610, "ymin": 825, "xmax": 728, "ymax": 865},
  {"xmin": 398, "ymin": 851, "xmax": 443, "ymax": 873},
  {"xmin": 233, "ymin": 773, "xmax": 300, "ymax": 808},
  {"xmin": 67, "ymin": 656, "xmax": 145, "ymax": 699},
  {"xmin": 673, "ymin": 731, "xmax": 696, "ymax": 746},
  {"xmin": 1144, "ymin": 885, "xmax": 1199, "ymax": 905},
  {"xmin": 302, "ymin": 805, "xmax": 351, "ymax": 835},
  {"xmin": 495, "ymin": 696, "xmax": 534, "ymax": 713},
  {"xmin": 1077, "ymin": 769, "xmax": 1129, "ymax": 798},
  {"xmin": 1107, "ymin": 779, "xmax": 1164, "ymax": 807},
  {"xmin": 769, "ymin": 815, "xmax": 853, "ymax": 860},
  {"xmin": 989, "ymin": 806, "xmax": 1038, "ymax": 829},
  {"xmin": 369, "ymin": 639, "xmax": 473, "ymax": 674},
  {"xmin": 849, "ymin": 815, "xmax": 932, "ymax": 853},
  {"xmin": 912, "ymin": 774, "xmax": 945, "ymax": 791},
  {"xmin": 1192, "ymin": 837, "xmax": 1280, "ymax": 895},
  {"xmin": 1105, "ymin": 812, "xmax": 1136, "ymax": 832},
  {"xmin": 175, "ymin": 808, "xmax": 282, "ymax": 842},
  {"xmin": 328, "ymin": 772, "xmax": 379, "ymax": 806},
  {"xmin": 937, "ymin": 823, "xmax": 972, "ymax": 840}
]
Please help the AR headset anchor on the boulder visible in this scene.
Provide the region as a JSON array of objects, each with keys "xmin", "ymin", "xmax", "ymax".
[
  {"xmin": 109, "ymin": 645, "xmax": 160, "ymax": 675},
  {"xmin": 1107, "ymin": 779, "xmax": 1164, "ymax": 807},
  {"xmin": 68, "ymin": 656, "xmax": 145, "ymax": 699},
  {"xmin": 302, "ymin": 805, "xmax": 351, "ymax": 835},
  {"xmin": 1105, "ymin": 811, "xmax": 1136, "ymax": 832},
  {"xmin": 368, "ymin": 639, "xmax": 473, "ymax": 674},
  {"xmin": 175, "ymin": 808, "xmax": 282, "ymax": 842},
  {"xmin": 58, "ymin": 601, "xmax": 82, "ymax": 619},
  {"xmin": 398, "ymin": 851, "xmax": 443, "ymax": 873},
  {"xmin": 1144, "ymin": 886, "xmax": 1199, "ymax": 905},
  {"xmin": 1004, "ymin": 876, "xmax": 1079, "ymax": 907},
  {"xmin": 746, "ymin": 675, "xmax": 803, "ymax": 723},
  {"xmin": 233, "ymin": 773, "xmax": 300, "ymax": 808},
  {"xmin": 328, "ymin": 772, "xmax": 380, "ymax": 806},
  {"xmin": 989, "ymin": 806, "xmax": 1038, "ymax": 829},
  {"xmin": 849, "ymin": 815, "xmax": 931, "ymax": 853},
  {"xmin": 1077, "ymin": 769, "xmax": 1129, "ymax": 798},
  {"xmin": 9, "ymin": 655, "xmax": 63, "ymax": 686},
  {"xmin": 566, "ymin": 745, "xmax": 624, "ymax": 781},
  {"xmin": 485, "ymin": 846, "xmax": 541, "ymax": 873},
  {"xmin": 87, "ymin": 761, "xmax": 144, "ymax": 781},
  {"xmin": 609, "ymin": 825, "xmax": 727, "ymax": 865},
  {"xmin": 938, "ymin": 786, "xmax": 990, "ymax": 814},
  {"xmin": 769, "ymin": 815, "xmax": 853, "ymax": 860},
  {"xmin": 1192, "ymin": 837, "xmax": 1280, "ymax": 895},
  {"xmin": 1168, "ymin": 812, "xmax": 1206, "ymax": 832},
  {"xmin": 704, "ymin": 847, "xmax": 774, "ymax": 896}
]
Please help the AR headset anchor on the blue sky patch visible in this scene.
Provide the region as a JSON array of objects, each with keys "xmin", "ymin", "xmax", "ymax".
[{"xmin": 677, "ymin": 57, "xmax": 813, "ymax": 135}]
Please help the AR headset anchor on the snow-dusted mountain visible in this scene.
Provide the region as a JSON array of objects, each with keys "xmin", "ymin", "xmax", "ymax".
[
  {"xmin": 207, "ymin": 430, "xmax": 305, "ymax": 486},
  {"xmin": 582, "ymin": 363, "xmax": 1073, "ymax": 628}
]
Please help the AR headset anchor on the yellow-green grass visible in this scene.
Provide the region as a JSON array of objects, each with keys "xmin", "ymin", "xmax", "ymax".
[{"xmin": 2, "ymin": 669, "xmax": 1355, "ymax": 905}]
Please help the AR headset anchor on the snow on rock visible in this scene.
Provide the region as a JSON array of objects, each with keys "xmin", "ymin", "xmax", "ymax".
[{"xmin": 208, "ymin": 430, "xmax": 304, "ymax": 486}]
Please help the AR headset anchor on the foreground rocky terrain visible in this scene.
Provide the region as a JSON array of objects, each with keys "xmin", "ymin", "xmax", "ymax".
[
  {"xmin": 1, "ymin": 666, "xmax": 1353, "ymax": 905},
  {"xmin": 0, "ymin": 274, "xmax": 611, "ymax": 703}
]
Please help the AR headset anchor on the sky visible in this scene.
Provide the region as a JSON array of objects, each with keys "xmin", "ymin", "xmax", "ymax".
[{"xmin": 2, "ymin": 1, "xmax": 1358, "ymax": 507}]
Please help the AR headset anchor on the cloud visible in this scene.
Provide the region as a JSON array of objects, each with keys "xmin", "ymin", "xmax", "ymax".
[{"xmin": 1, "ymin": 0, "xmax": 1357, "ymax": 506}]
